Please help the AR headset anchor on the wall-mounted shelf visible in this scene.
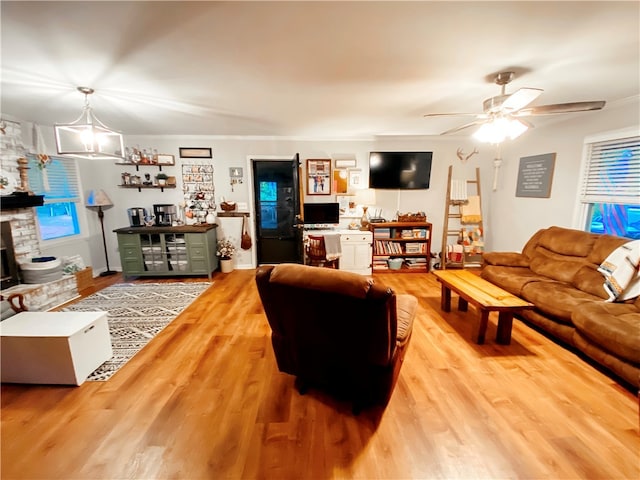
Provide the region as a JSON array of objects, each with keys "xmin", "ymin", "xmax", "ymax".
[
  {"xmin": 217, "ymin": 211, "xmax": 250, "ymax": 217},
  {"xmin": 114, "ymin": 162, "xmax": 174, "ymax": 172},
  {"xmin": 118, "ymin": 184, "xmax": 176, "ymax": 193}
]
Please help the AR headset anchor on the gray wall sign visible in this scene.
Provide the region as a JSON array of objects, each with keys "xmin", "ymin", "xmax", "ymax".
[{"xmin": 515, "ymin": 153, "xmax": 556, "ymax": 198}]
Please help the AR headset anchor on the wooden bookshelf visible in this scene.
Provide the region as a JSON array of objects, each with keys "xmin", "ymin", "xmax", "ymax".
[{"xmin": 369, "ymin": 221, "xmax": 432, "ymax": 273}]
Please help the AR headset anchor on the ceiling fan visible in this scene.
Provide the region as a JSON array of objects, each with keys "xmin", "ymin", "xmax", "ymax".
[{"xmin": 424, "ymin": 71, "xmax": 606, "ymax": 137}]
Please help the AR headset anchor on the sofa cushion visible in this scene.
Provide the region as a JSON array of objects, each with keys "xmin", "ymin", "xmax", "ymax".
[
  {"xmin": 587, "ymin": 234, "xmax": 631, "ymax": 265},
  {"xmin": 536, "ymin": 226, "xmax": 597, "ymax": 257},
  {"xmin": 572, "ymin": 302, "xmax": 640, "ymax": 364},
  {"xmin": 573, "ymin": 331, "xmax": 639, "ymax": 388},
  {"xmin": 269, "ymin": 263, "xmax": 372, "ymax": 299},
  {"xmin": 521, "ymin": 228, "xmax": 547, "ymax": 259},
  {"xmin": 483, "ymin": 251, "xmax": 530, "ymax": 267},
  {"xmin": 481, "ymin": 265, "xmax": 552, "ymax": 297},
  {"xmin": 521, "ymin": 282, "xmax": 601, "ymax": 324},
  {"xmin": 529, "ymin": 256, "xmax": 585, "ymax": 284},
  {"xmin": 571, "ymin": 264, "xmax": 609, "ymax": 299}
]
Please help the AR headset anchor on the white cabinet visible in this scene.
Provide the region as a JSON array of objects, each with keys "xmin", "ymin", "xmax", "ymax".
[
  {"xmin": 303, "ymin": 229, "xmax": 372, "ymax": 275},
  {"xmin": 340, "ymin": 231, "xmax": 372, "ymax": 275}
]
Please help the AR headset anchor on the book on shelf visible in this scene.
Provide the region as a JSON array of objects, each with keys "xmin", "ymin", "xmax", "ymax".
[
  {"xmin": 405, "ymin": 258, "xmax": 427, "ymax": 269},
  {"xmin": 374, "ymin": 228, "xmax": 391, "ymax": 238},
  {"xmin": 405, "ymin": 242, "xmax": 427, "ymax": 254},
  {"xmin": 374, "ymin": 240, "xmax": 404, "ymax": 255},
  {"xmin": 412, "ymin": 228, "xmax": 428, "ymax": 239}
]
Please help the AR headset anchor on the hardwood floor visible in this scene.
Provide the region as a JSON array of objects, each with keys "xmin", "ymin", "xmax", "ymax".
[{"xmin": 1, "ymin": 269, "xmax": 638, "ymax": 479}]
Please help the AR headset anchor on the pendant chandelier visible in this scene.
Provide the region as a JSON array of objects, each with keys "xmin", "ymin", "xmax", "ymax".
[{"xmin": 54, "ymin": 87, "xmax": 124, "ymax": 160}]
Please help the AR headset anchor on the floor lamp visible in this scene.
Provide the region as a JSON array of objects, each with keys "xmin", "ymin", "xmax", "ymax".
[{"xmin": 86, "ymin": 189, "xmax": 117, "ymax": 276}]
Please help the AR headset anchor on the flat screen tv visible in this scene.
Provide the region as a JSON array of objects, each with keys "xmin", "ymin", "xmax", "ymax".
[
  {"xmin": 303, "ymin": 203, "xmax": 340, "ymax": 225},
  {"xmin": 368, "ymin": 151, "xmax": 433, "ymax": 189}
]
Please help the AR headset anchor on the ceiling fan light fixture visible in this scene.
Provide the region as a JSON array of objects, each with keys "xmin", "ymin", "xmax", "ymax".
[
  {"xmin": 54, "ymin": 87, "xmax": 124, "ymax": 160},
  {"xmin": 473, "ymin": 117, "xmax": 528, "ymax": 144}
]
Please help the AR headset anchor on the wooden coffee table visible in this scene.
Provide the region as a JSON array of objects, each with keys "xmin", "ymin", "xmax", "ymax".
[{"xmin": 432, "ymin": 269, "xmax": 534, "ymax": 344}]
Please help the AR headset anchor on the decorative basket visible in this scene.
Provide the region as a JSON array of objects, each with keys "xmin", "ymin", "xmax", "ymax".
[
  {"xmin": 397, "ymin": 212, "xmax": 426, "ymax": 222},
  {"xmin": 220, "ymin": 202, "xmax": 237, "ymax": 211},
  {"xmin": 74, "ymin": 267, "xmax": 94, "ymax": 291},
  {"xmin": 387, "ymin": 258, "xmax": 404, "ymax": 270}
]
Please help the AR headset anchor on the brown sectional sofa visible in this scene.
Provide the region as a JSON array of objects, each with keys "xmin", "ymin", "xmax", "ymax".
[{"xmin": 481, "ymin": 226, "xmax": 640, "ymax": 389}]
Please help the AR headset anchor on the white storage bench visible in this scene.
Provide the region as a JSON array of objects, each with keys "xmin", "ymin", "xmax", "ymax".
[{"xmin": 1, "ymin": 311, "xmax": 112, "ymax": 385}]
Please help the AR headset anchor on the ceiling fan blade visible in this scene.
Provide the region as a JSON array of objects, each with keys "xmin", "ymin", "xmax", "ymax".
[
  {"xmin": 440, "ymin": 120, "xmax": 485, "ymax": 135},
  {"xmin": 514, "ymin": 101, "xmax": 606, "ymax": 116},
  {"xmin": 423, "ymin": 112, "xmax": 484, "ymax": 118},
  {"xmin": 501, "ymin": 88, "xmax": 544, "ymax": 112}
]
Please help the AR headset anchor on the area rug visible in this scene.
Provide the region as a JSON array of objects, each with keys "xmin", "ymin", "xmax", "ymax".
[{"xmin": 62, "ymin": 282, "xmax": 211, "ymax": 381}]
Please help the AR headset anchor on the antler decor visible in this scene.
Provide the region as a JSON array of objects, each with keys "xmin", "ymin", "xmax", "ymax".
[{"xmin": 456, "ymin": 147, "xmax": 479, "ymax": 163}]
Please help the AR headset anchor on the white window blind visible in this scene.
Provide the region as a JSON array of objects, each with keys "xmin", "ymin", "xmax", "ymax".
[
  {"xmin": 27, "ymin": 156, "xmax": 81, "ymax": 203},
  {"xmin": 580, "ymin": 135, "xmax": 640, "ymax": 205}
]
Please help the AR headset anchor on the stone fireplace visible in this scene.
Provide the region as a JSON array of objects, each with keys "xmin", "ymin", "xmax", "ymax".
[{"xmin": 1, "ymin": 119, "xmax": 79, "ymax": 313}]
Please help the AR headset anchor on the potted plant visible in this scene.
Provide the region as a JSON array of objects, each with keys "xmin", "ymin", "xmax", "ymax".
[
  {"xmin": 216, "ymin": 238, "xmax": 237, "ymax": 273},
  {"xmin": 155, "ymin": 172, "xmax": 169, "ymax": 186}
]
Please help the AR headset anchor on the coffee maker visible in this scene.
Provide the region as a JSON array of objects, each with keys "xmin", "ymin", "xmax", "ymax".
[
  {"xmin": 127, "ymin": 207, "xmax": 147, "ymax": 227},
  {"xmin": 153, "ymin": 204, "xmax": 177, "ymax": 226}
]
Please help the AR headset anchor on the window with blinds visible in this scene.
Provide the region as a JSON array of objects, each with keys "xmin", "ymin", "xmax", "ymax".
[
  {"xmin": 27, "ymin": 155, "xmax": 81, "ymax": 240},
  {"xmin": 580, "ymin": 133, "xmax": 640, "ymax": 239}
]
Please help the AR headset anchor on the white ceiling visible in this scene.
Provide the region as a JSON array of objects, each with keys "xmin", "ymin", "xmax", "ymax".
[{"xmin": 2, "ymin": 1, "xmax": 639, "ymax": 139}]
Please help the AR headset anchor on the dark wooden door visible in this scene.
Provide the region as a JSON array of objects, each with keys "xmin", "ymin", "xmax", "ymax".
[{"xmin": 252, "ymin": 154, "xmax": 303, "ymax": 264}]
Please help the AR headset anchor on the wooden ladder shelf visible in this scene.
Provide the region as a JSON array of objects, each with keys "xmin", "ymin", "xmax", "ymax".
[{"xmin": 440, "ymin": 165, "xmax": 484, "ymax": 270}]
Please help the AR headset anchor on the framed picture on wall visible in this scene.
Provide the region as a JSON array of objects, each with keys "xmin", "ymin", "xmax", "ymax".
[
  {"xmin": 335, "ymin": 158, "xmax": 357, "ymax": 168},
  {"xmin": 333, "ymin": 169, "xmax": 349, "ymax": 194},
  {"xmin": 336, "ymin": 194, "xmax": 357, "ymax": 216},
  {"xmin": 348, "ymin": 169, "xmax": 363, "ymax": 189},
  {"xmin": 179, "ymin": 147, "xmax": 212, "ymax": 159},
  {"xmin": 307, "ymin": 159, "xmax": 331, "ymax": 195}
]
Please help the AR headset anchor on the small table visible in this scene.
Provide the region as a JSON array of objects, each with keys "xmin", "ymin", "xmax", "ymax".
[{"xmin": 432, "ymin": 270, "xmax": 534, "ymax": 344}]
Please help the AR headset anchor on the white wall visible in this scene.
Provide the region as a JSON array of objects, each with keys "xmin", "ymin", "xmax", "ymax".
[{"xmin": 15, "ymin": 96, "xmax": 639, "ymax": 272}]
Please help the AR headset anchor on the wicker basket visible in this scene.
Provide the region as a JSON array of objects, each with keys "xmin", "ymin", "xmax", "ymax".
[
  {"xmin": 74, "ymin": 267, "xmax": 94, "ymax": 292},
  {"xmin": 397, "ymin": 212, "xmax": 426, "ymax": 222},
  {"xmin": 220, "ymin": 202, "xmax": 237, "ymax": 211}
]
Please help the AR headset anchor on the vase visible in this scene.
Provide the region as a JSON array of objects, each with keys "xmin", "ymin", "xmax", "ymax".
[
  {"xmin": 220, "ymin": 258, "xmax": 233, "ymax": 273},
  {"xmin": 205, "ymin": 212, "xmax": 216, "ymax": 224}
]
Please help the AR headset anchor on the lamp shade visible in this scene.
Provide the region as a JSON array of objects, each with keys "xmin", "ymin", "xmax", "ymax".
[
  {"xmin": 354, "ymin": 188, "xmax": 377, "ymax": 206},
  {"xmin": 86, "ymin": 189, "xmax": 113, "ymax": 208}
]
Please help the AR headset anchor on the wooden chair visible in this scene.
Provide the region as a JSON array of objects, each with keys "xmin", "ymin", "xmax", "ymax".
[{"xmin": 306, "ymin": 235, "xmax": 338, "ymax": 269}]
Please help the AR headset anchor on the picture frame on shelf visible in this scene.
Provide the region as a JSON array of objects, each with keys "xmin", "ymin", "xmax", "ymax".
[
  {"xmin": 307, "ymin": 159, "xmax": 331, "ymax": 195},
  {"xmin": 157, "ymin": 154, "xmax": 175, "ymax": 165},
  {"xmin": 179, "ymin": 147, "xmax": 212, "ymax": 159}
]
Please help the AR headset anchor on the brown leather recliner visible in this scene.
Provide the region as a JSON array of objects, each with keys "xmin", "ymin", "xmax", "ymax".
[{"xmin": 255, "ymin": 263, "xmax": 417, "ymax": 412}]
